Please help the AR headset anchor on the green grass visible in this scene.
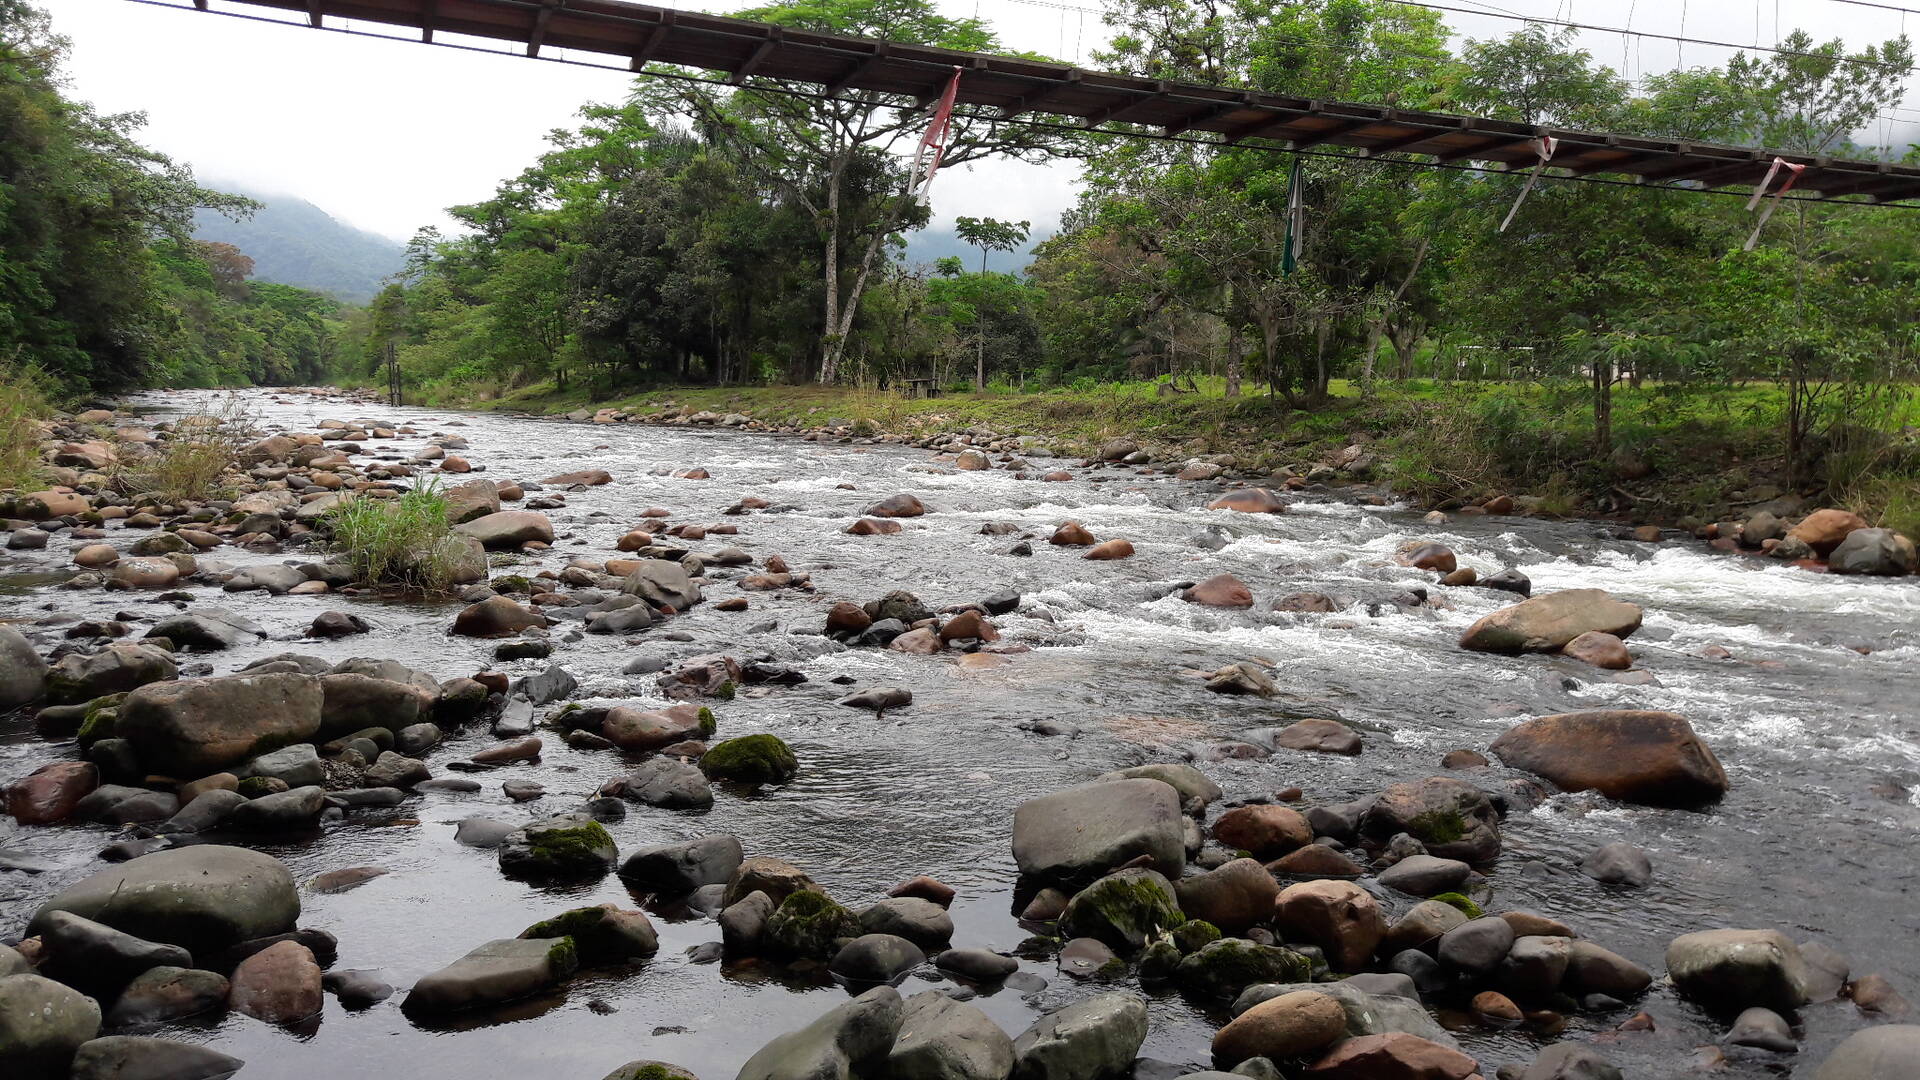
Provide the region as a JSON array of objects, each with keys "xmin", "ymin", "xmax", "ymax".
[
  {"xmin": 322, "ymin": 483, "xmax": 460, "ymax": 595},
  {"xmin": 115, "ymin": 393, "xmax": 256, "ymax": 502},
  {"xmin": 0, "ymin": 359, "xmax": 54, "ymax": 492}
]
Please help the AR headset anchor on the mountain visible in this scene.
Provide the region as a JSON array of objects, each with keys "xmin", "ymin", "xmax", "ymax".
[
  {"xmin": 193, "ymin": 185, "xmax": 405, "ymax": 304},
  {"xmin": 901, "ymin": 225, "xmax": 1054, "ymax": 274}
]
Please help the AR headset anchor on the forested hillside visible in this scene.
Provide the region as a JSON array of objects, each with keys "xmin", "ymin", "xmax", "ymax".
[
  {"xmin": 192, "ymin": 187, "xmax": 405, "ymax": 304},
  {"xmin": 0, "ymin": 1, "xmax": 356, "ymax": 392}
]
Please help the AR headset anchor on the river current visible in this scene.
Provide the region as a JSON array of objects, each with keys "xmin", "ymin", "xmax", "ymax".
[{"xmin": 3, "ymin": 388, "xmax": 1917, "ymax": 1078}]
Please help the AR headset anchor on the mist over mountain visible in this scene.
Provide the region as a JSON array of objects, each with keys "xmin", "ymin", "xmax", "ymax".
[{"xmin": 193, "ymin": 184, "xmax": 405, "ymax": 304}]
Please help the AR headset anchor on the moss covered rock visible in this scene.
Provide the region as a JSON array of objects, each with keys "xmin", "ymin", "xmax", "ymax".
[
  {"xmin": 765, "ymin": 889, "xmax": 861, "ymax": 959},
  {"xmin": 1173, "ymin": 920, "xmax": 1222, "ymax": 954},
  {"xmin": 498, "ymin": 817, "xmax": 618, "ymax": 880},
  {"xmin": 699, "ymin": 734, "xmax": 797, "ymax": 784},
  {"xmin": 520, "ymin": 903, "xmax": 658, "ymax": 965},
  {"xmin": 1059, "ymin": 868, "xmax": 1184, "ymax": 953},
  {"xmin": 1175, "ymin": 938, "xmax": 1314, "ymax": 1000},
  {"xmin": 1431, "ymin": 892, "xmax": 1483, "ymax": 918}
]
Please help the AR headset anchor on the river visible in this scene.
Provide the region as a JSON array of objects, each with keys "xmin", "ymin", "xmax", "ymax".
[{"xmin": 3, "ymin": 387, "xmax": 1918, "ymax": 1078}]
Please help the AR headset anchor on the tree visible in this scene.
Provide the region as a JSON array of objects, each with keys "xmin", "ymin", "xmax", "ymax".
[
  {"xmin": 953, "ymin": 216, "xmax": 1029, "ymax": 387},
  {"xmin": 638, "ymin": 0, "xmax": 1073, "ymax": 383}
]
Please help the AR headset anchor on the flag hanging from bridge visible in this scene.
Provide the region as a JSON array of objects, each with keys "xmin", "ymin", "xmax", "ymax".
[{"xmin": 912, "ymin": 67, "xmax": 963, "ymax": 195}]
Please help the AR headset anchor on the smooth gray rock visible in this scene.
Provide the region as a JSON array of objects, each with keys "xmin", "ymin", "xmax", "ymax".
[
  {"xmin": 1816, "ymin": 1025, "xmax": 1920, "ymax": 1079},
  {"xmin": 1093, "ymin": 764, "xmax": 1223, "ymax": 809},
  {"xmin": 1726, "ymin": 1006, "xmax": 1795, "ymax": 1052},
  {"xmin": 1231, "ymin": 981, "xmax": 1458, "ymax": 1047},
  {"xmin": 1012, "ymin": 779, "xmax": 1185, "ymax": 885},
  {"xmin": 1011, "ymin": 991, "xmax": 1148, "ymax": 1080},
  {"xmin": 28, "ymin": 846, "xmax": 299, "ymax": 954},
  {"xmin": 156, "ymin": 789, "xmax": 247, "ymax": 835},
  {"xmin": 0, "ymin": 626, "xmax": 48, "ymax": 710},
  {"xmin": 402, "ymin": 937, "xmax": 578, "ymax": 1014},
  {"xmin": 36, "ymin": 911, "xmax": 193, "ymax": 997},
  {"xmin": 736, "ymin": 985, "xmax": 904, "ymax": 1080},
  {"xmin": 621, "ymin": 559, "xmax": 703, "ymax": 610},
  {"xmin": 454, "ymin": 817, "xmax": 516, "ymax": 848},
  {"xmin": 620, "ymin": 834, "xmax": 744, "ymax": 895},
  {"xmin": 104, "ymin": 966, "xmax": 229, "ymax": 1026},
  {"xmin": 1580, "ymin": 842, "xmax": 1652, "ymax": 887},
  {"xmin": 1438, "ymin": 917, "xmax": 1515, "ymax": 976},
  {"xmin": 720, "ymin": 891, "xmax": 776, "ymax": 954},
  {"xmin": 619, "ymin": 758, "xmax": 713, "ymax": 810},
  {"xmin": 115, "ymin": 673, "xmax": 321, "ymax": 775},
  {"xmin": 887, "ymin": 989, "xmax": 1016, "ymax": 1080},
  {"xmin": 225, "ymin": 785, "xmax": 326, "ymax": 832},
  {"xmin": 68, "ymin": 1035, "xmax": 243, "ymax": 1080},
  {"xmin": 936, "ymin": 949, "xmax": 1020, "ymax": 982},
  {"xmin": 1519, "ymin": 1042, "xmax": 1624, "ymax": 1080},
  {"xmin": 145, "ymin": 609, "xmax": 263, "ymax": 651},
  {"xmin": 829, "ymin": 934, "xmax": 927, "ymax": 984},
  {"xmin": 1498, "ymin": 935, "xmax": 1572, "ymax": 998},
  {"xmin": 235, "ymin": 744, "xmax": 324, "ymax": 788},
  {"xmin": 1666, "ymin": 929, "xmax": 1811, "ymax": 1013},
  {"xmin": 0, "ymin": 973, "xmax": 101, "ymax": 1080},
  {"xmin": 859, "ymin": 897, "xmax": 955, "ymax": 950},
  {"xmin": 1377, "ymin": 854, "xmax": 1472, "ymax": 897},
  {"xmin": 44, "ymin": 643, "xmax": 176, "ymax": 705}
]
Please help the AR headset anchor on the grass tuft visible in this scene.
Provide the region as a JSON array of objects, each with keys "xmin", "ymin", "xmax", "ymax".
[
  {"xmin": 117, "ymin": 394, "xmax": 256, "ymax": 502},
  {"xmin": 0, "ymin": 358, "xmax": 54, "ymax": 491},
  {"xmin": 323, "ymin": 481, "xmax": 459, "ymax": 595}
]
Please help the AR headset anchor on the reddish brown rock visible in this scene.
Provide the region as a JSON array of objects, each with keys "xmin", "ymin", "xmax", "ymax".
[
  {"xmin": 1398, "ymin": 542, "xmax": 1458, "ymax": 573},
  {"xmin": 1458, "ymin": 589, "xmax": 1643, "ymax": 654},
  {"xmin": 604, "ymin": 706, "xmax": 707, "ymax": 752},
  {"xmin": 543, "ymin": 469, "xmax": 612, "ymax": 486},
  {"xmin": 1561, "ymin": 631, "xmax": 1631, "ymax": 670},
  {"xmin": 939, "ymin": 610, "xmax": 998, "ymax": 643},
  {"xmin": 1266, "ymin": 845, "xmax": 1366, "ymax": 878},
  {"xmin": 1212, "ymin": 805, "xmax": 1312, "ymax": 859},
  {"xmin": 1212, "ymin": 989, "xmax": 1347, "ymax": 1067},
  {"xmin": 846, "ymin": 518, "xmax": 903, "ymax": 536},
  {"xmin": 888, "ymin": 876, "xmax": 957, "ymax": 907},
  {"xmin": 1471, "ymin": 990, "xmax": 1523, "ymax": 1025},
  {"xmin": 1207, "ymin": 488, "xmax": 1287, "ymax": 514},
  {"xmin": 1272, "ymin": 879, "xmax": 1387, "ymax": 973},
  {"xmin": 1182, "ymin": 574, "xmax": 1253, "ymax": 609},
  {"xmin": 1084, "ymin": 538, "xmax": 1135, "ymax": 560},
  {"xmin": 470, "ymin": 737, "xmax": 542, "ymax": 764},
  {"xmin": 7, "ymin": 761, "xmax": 99, "ymax": 825},
  {"xmin": 825, "ymin": 602, "xmax": 872, "ymax": 635},
  {"xmin": 1272, "ymin": 718, "xmax": 1362, "ymax": 756},
  {"xmin": 865, "ymin": 493, "xmax": 925, "ymax": 517},
  {"xmin": 1050, "ymin": 521, "xmax": 1097, "ymax": 546},
  {"xmin": 451, "ymin": 596, "xmax": 548, "ymax": 637},
  {"xmin": 1440, "ymin": 567, "xmax": 1477, "ymax": 587},
  {"xmin": 1275, "ymin": 593, "xmax": 1339, "ymax": 613},
  {"xmin": 1304, "ymin": 1032, "xmax": 1479, "ymax": 1079},
  {"xmin": 229, "ymin": 940, "xmax": 323, "ymax": 1024},
  {"xmin": 1482, "ymin": 494, "xmax": 1516, "ymax": 514},
  {"xmin": 1489, "ymin": 710, "xmax": 1727, "ymax": 806},
  {"xmin": 888, "ymin": 628, "xmax": 942, "ymax": 654},
  {"xmin": 1787, "ymin": 508, "xmax": 1868, "ymax": 556}
]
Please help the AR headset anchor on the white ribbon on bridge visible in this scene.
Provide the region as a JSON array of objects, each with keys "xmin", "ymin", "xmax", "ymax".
[
  {"xmin": 1498, "ymin": 136, "xmax": 1558, "ymax": 234},
  {"xmin": 1743, "ymin": 156, "xmax": 1808, "ymax": 251}
]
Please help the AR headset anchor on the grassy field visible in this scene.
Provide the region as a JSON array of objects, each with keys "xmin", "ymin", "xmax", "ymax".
[{"xmin": 401, "ymin": 374, "xmax": 1919, "ymax": 533}]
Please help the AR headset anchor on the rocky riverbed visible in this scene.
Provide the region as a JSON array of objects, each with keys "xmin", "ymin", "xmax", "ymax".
[{"xmin": 2, "ymin": 386, "xmax": 1918, "ymax": 1080}]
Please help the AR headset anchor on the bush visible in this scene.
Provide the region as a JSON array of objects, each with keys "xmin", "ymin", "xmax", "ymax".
[
  {"xmin": 119, "ymin": 393, "xmax": 255, "ymax": 501},
  {"xmin": 0, "ymin": 359, "xmax": 54, "ymax": 491},
  {"xmin": 323, "ymin": 482, "xmax": 460, "ymax": 595}
]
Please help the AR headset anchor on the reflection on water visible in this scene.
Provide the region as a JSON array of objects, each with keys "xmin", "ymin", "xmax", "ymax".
[{"xmin": 2, "ymin": 388, "xmax": 1917, "ymax": 1078}]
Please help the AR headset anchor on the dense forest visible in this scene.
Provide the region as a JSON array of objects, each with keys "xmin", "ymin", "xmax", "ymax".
[
  {"xmin": 3, "ymin": 0, "xmax": 1917, "ymax": 522},
  {"xmin": 0, "ymin": 0, "xmax": 354, "ymax": 393}
]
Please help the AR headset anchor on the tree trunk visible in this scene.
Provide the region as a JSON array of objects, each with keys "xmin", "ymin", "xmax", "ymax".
[
  {"xmin": 1592, "ymin": 353, "xmax": 1613, "ymax": 457},
  {"xmin": 1225, "ymin": 323, "xmax": 1242, "ymax": 398}
]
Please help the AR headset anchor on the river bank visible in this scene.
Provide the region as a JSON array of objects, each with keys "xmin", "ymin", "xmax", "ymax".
[
  {"xmin": 410, "ymin": 377, "xmax": 1920, "ymax": 544},
  {"xmin": 2, "ymin": 386, "xmax": 1918, "ymax": 1080}
]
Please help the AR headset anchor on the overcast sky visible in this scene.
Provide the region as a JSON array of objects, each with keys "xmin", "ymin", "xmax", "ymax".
[{"xmin": 47, "ymin": 0, "xmax": 1920, "ymax": 243}]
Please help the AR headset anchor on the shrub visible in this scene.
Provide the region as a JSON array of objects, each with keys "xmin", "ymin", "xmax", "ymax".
[
  {"xmin": 120, "ymin": 393, "xmax": 255, "ymax": 501},
  {"xmin": 323, "ymin": 482, "xmax": 459, "ymax": 595}
]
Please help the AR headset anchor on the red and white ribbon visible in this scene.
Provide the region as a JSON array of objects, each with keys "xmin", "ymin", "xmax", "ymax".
[
  {"xmin": 1743, "ymin": 157, "xmax": 1807, "ymax": 251},
  {"xmin": 911, "ymin": 67, "xmax": 963, "ymax": 194},
  {"xmin": 1498, "ymin": 136, "xmax": 1558, "ymax": 233}
]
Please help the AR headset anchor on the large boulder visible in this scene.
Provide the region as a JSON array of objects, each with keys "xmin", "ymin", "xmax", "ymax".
[
  {"xmin": 7, "ymin": 761, "xmax": 98, "ymax": 825},
  {"xmin": 29, "ymin": 846, "xmax": 298, "ymax": 955},
  {"xmin": 1211, "ymin": 989, "xmax": 1347, "ymax": 1068},
  {"xmin": 0, "ymin": 973, "xmax": 101, "ymax": 1080},
  {"xmin": 1176, "ymin": 939, "xmax": 1314, "ymax": 1000},
  {"xmin": 737, "ymin": 985, "xmax": 904, "ymax": 1080},
  {"xmin": 455, "ymin": 510, "xmax": 554, "ymax": 549},
  {"xmin": 1012, "ymin": 779, "xmax": 1185, "ymax": 885},
  {"xmin": 0, "ymin": 626, "xmax": 48, "ymax": 711},
  {"xmin": 498, "ymin": 817, "xmax": 618, "ymax": 880},
  {"xmin": 443, "ymin": 479, "xmax": 501, "ymax": 524},
  {"xmin": 1459, "ymin": 589, "xmax": 1643, "ymax": 654},
  {"xmin": 34, "ymin": 911, "xmax": 192, "ymax": 997},
  {"xmin": 402, "ymin": 937, "xmax": 579, "ymax": 1014},
  {"xmin": 621, "ymin": 559, "xmax": 702, "ymax": 611},
  {"xmin": 887, "ymin": 989, "xmax": 1015, "ymax": 1080},
  {"xmin": 229, "ymin": 940, "xmax": 322, "ymax": 1024},
  {"xmin": 451, "ymin": 596, "xmax": 547, "ymax": 637},
  {"xmin": 1011, "ymin": 991, "xmax": 1148, "ymax": 1080},
  {"xmin": 115, "ymin": 673, "xmax": 323, "ymax": 776},
  {"xmin": 1361, "ymin": 776, "xmax": 1503, "ymax": 862},
  {"xmin": 619, "ymin": 834, "xmax": 744, "ymax": 896},
  {"xmin": 1175, "ymin": 858, "xmax": 1280, "ymax": 936},
  {"xmin": 1272, "ymin": 880, "xmax": 1387, "ymax": 973},
  {"xmin": 1829, "ymin": 528, "xmax": 1918, "ymax": 576},
  {"xmin": 1489, "ymin": 710, "xmax": 1728, "ymax": 807},
  {"xmin": 1059, "ymin": 869, "xmax": 1183, "ymax": 952},
  {"xmin": 602, "ymin": 703, "xmax": 711, "ymax": 752},
  {"xmin": 1786, "ymin": 508, "xmax": 1867, "ymax": 556},
  {"xmin": 317, "ymin": 673, "xmax": 433, "ymax": 740},
  {"xmin": 1666, "ymin": 929, "xmax": 1811, "ymax": 1013},
  {"xmin": 1094, "ymin": 763, "xmax": 1222, "ymax": 809},
  {"xmin": 143, "ymin": 609, "xmax": 264, "ymax": 652},
  {"xmin": 67, "ymin": 1036, "xmax": 244, "ymax": 1080},
  {"xmin": 1816, "ymin": 1025, "xmax": 1920, "ymax": 1079},
  {"xmin": 1207, "ymin": 488, "xmax": 1287, "ymax": 514},
  {"xmin": 45, "ymin": 643, "xmax": 176, "ymax": 705}
]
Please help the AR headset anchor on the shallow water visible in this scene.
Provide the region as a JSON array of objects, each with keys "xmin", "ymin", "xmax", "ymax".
[{"xmin": 3, "ymin": 387, "xmax": 1918, "ymax": 1078}]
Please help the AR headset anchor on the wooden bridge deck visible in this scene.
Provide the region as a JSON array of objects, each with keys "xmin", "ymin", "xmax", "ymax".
[{"xmin": 187, "ymin": 0, "xmax": 1920, "ymax": 203}]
